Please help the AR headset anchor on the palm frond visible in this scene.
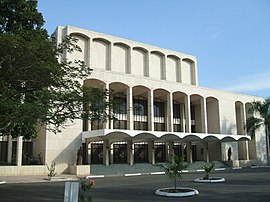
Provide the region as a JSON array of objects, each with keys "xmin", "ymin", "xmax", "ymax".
[{"xmin": 245, "ymin": 117, "xmax": 263, "ymax": 136}]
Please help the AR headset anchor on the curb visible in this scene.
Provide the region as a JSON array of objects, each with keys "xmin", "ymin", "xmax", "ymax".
[
  {"xmin": 86, "ymin": 165, "xmax": 270, "ymax": 179},
  {"xmin": 2, "ymin": 165, "xmax": 270, "ymax": 183}
]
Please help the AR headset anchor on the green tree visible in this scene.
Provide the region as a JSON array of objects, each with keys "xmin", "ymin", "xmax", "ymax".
[
  {"xmin": 0, "ymin": 0, "xmax": 110, "ymax": 139},
  {"xmin": 201, "ymin": 162, "xmax": 215, "ymax": 180},
  {"xmin": 246, "ymin": 98, "xmax": 270, "ymax": 165},
  {"xmin": 156, "ymin": 155, "xmax": 188, "ymax": 193}
]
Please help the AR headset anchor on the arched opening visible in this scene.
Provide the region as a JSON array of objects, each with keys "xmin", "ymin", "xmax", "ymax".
[
  {"xmin": 150, "ymin": 51, "xmax": 165, "ymax": 80},
  {"xmin": 167, "ymin": 55, "xmax": 181, "ymax": 83},
  {"xmin": 172, "ymin": 92, "xmax": 188, "ymax": 132},
  {"xmin": 190, "ymin": 94, "xmax": 205, "ymax": 133},
  {"xmin": 153, "ymin": 89, "xmax": 169, "ymax": 131},
  {"xmin": 110, "ymin": 82, "xmax": 129, "ymax": 130},
  {"xmin": 235, "ymin": 101, "xmax": 248, "ymax": 160},
  {"xmin": 69, "ymin": 33, "xmax": 90, "ymax": 66},
  {"xmin": 206, "ymin": 97, "xmax": 220, "ymax": 134},
  {"xmin": 246, "ymin": 102, "xmax": 256, "ymax": 160},
  {"xmin": 92, "ymin": 38, "xmax": 111, "ymax": 70},
  {"xmin": 133, "ymin": 47, "xmax": 148, "ymax": 77},
  {"xmin": 83, "ymin": 79, "xmax": 106, "ymax": 131},
  {"xmin": 182, "ymin": 58, "xmax": 196, "ymax": 85},
  {"xmin": 206, "ymin": 97, "xmax": 221, "ymax": 161},
  {"xmin": 113, "ymin": 42, "xmax": 131, "ymax": 74}
]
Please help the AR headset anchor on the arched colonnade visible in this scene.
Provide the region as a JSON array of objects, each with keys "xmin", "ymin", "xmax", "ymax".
[{"xmin": 82, "ymin": 79, "xmax": 253, "ymax": 166}]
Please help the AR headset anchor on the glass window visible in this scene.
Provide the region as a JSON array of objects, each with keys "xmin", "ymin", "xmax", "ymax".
[
  {"xmin": 133, "ymin": 96, "xmax": 147, "ymax": 115},
  {"xmin": 154, "ymin": 98, "xmax": 164, "ymax": 117}
]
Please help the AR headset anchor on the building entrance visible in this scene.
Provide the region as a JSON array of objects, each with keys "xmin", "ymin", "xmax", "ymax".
[
  {"xmin": 113, "ymin": 143, "xmax": 127, "ymax": 164},
  {"xmin": 134, "ymin": 143, "xmax": 148, "ymax": 163},
  {"xmin": 91, "ymin": 143, "xmax": 103, "ymax": 164},
  {"xmin": 155, "ymin": 144, "xmax": 166, "ymax": 163}
]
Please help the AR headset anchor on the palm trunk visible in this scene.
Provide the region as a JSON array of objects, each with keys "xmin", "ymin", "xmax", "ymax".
[{"xmin": 174, "ymin": 178, "xmax": 177, "ymax": 193}]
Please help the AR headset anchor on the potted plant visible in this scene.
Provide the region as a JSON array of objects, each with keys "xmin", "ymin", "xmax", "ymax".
[{"xmin": 155, "ymin": 155, "xmax": 199, "ymax": 197}]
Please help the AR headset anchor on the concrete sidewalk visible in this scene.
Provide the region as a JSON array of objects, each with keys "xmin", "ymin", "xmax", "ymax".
[{"xmin": 0, "ymin": 174, "xmax": 78, "ymax": 184}]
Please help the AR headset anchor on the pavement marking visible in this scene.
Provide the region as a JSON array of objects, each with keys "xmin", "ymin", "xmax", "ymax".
[
  {"xmin": 215, "ymin": 168, "xmax": 226, "ymax": 171},
  {"xmin": 181, "ymin": 170, "xmax": 189, "ymax": 173},
  {"xmin": 232, "ymin": 167, "xmax": 242, "ymax": 170},
  {"xmin": 86, "ymin": 175, "xmax": 105, "ymax": 179},
  {"xmin": 196, "ymin": 169, "xmax": 204, "ymax": 172},
  {"xmin": 125, "ymin": 173, "xmax": 142, "ymax": 177},
  {"xmin": 150, "ymin": 172, "xmax": 165, "ymax": 175}
]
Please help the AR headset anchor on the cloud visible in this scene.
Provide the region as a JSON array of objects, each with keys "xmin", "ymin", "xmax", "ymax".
[{"xmin": 222, "ymin": 71, "xmax": 270, "ymax": 92}]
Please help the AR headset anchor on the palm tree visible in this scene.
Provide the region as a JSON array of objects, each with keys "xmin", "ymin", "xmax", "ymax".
[
  {"xmin": 201, "ymin": 162, "xmax": 215, "ymax": 180},
  {"xmin": 246, "ymin": 98, "xmax": 270, "ymax": 166},
  {"xmin": 156, "ymin": 155, "xmax": 188, "ymax": 192}
]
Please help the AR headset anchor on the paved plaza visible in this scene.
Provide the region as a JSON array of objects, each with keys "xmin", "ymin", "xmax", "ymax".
[{"xmin": 0, "ymin": 167, "xmax": 269, "ymax": 201}]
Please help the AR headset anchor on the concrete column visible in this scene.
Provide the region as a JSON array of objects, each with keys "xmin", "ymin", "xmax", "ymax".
[
  {"xmin": 168, "ymin": 141, "xmax": 174, "ymax": 161},
  {"xmin": 104, "ymin": 83, "xmax": 111, "ymax": 129},
  {"xmin": 166, "ymin": 92, "xmax": 173, "ymax": 132},
  {"xmin": 185, "ymin": 95, "xmax": 191, "ymax": 133},
  {"xmin": 181, "ymin": 143, "xmax": 185, "ymax": 160},
  {"xmin": 86, "ymin": 139, "xmax": 90, "ymax": 164},
  {"xmin": 103, "ymin": 140, "xmax": 110, "ymax": 166},
  {"xmin": 16, "ymin": 136, "xmax": 23, "ymax": 166},
  {"xmin": 108, "ymin": 43, "xmax": 112, "ymax": 70},
  {"xmin": 148, "ymin": 89, "xmax": 154, "ymax": 131},
  {"xmin": 239, "ymin": 104, "xmax": 245, "ymax": 135},
  {"xmin": 243, "ymin": 105, "xmax": 249, "ymax": 160},
  {"xmin": 127, "ymin": 140, "xmax": 134, "ymax": 165},
  {"xmin": 127, "ymin": 47, "xmax": 132, "ymax": 74},
  {"xmin": 7, "ymin": 135, "xmax": 13, "ymax": 163},
  {"xmin": 148, "ymin": 141, "xmax": 155, "ymax": 164},
  {"xmin": 144, "ymin": 51, "xmax": 150, "ymax": 77},
  {"xmin": 162, "ymin": 55, "xmax": 166, "ymax": 80},
  {"xmin": 201, "ymin": 97, "xmax": 208, "ymax": 133},
  {"xmin": 186, "ymin": 142, "xmax": 193, "ymax": 163},
  {"xmin": 203, "ymin": 142, "xmax": 209, "ymax": 162},
  {"xmin": 110, "ymin": 142, "xmax": 114, "ymax": 165},
  {"xmin": 177, "ymin": 59, "xmax": 182, "ymax": 83},
  {"xmin": 180, "ymin": 103, "xmax": 185, "ymax": 132},
  {"xmin": 108, "ymin": 83, "xmax": 114, "ymax": 129},
  {"xmin": 127, "ymin": 86, "xmax": 134, "ymax": 130},
  {"xmin": 87, "ymin": 39, "xmax": 92, "ymax": 67}
]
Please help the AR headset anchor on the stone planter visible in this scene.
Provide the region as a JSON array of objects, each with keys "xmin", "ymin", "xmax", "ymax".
[
  {"xmin": 193, "ymin": 177, "xmax": 225, "ymax": 183},
  {"xmin": 155, "ymin": 187, "xmax": 199, "ymax": 197},
  {"xmin": 69, "ymin": 164, "xmax": 90, "ymax": 176}
]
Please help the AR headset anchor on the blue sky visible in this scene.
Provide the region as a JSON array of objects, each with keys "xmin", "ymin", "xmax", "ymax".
[{"xmin": 38, "ymin": 0, "xmax": 270, "ymax": 98}]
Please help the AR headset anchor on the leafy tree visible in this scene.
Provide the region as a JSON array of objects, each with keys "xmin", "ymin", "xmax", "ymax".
[
  {"xmin": 246, "ymin": 98, "xmax": 270, "ymax": 165},
  {"xmin": 156, "ymin": 155, "xmax": 188, "ymax": 192},
  {"xmin": 0, "ymin": 0, "xmax": 110, "ymax": 139}
]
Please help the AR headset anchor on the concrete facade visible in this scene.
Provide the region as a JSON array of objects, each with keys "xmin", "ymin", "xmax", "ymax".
[{"xmin": 1, "ymin": 26, "xmax": 268, "ymax": 175}]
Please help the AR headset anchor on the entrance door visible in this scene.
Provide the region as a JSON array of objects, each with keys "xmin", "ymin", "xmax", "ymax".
[
  {"xmin": 192, "ymin": 144, "xmax": 197, "ymax": 161},
  {"xmin": 134, "ymin": 144, "xmax": 148, "ymax": 163},
  {"xmin": 173, "ymin": 144, "xmax": 182, "ymax": 158},
  {"xmin": 155, "ymin": 144, "xmax": 166, "ymax": 163},
  {"xmin": 113, "ymin": 144, "xmax": 127, "ymax": 164},
  {"xmin": 91, "ymin": 143, "xmax": 103, "ymax": 164}
]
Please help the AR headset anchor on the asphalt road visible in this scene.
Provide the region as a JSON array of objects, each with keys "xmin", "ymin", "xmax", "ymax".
[{"xmin": 0, "ymin": 167, "xmax": 270, "ymax": 202}]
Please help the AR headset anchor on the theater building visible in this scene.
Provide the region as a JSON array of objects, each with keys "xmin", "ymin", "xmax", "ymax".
[{"xmin": 0, "ymin": 26, "xmax": 268, "ymax": 174}]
